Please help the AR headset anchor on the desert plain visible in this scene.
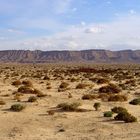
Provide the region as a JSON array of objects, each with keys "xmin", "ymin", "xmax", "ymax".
[{"xmin": 0, "ymin": 63, "xmax": 140, "ymax": 140}]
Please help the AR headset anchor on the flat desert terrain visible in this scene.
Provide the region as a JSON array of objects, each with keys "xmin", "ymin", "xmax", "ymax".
[{"xmin": 0, "ymin": 63, "xmax": 140, "ymax": 140}]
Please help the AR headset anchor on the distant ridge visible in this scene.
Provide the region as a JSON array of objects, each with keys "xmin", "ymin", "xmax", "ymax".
[{"xmin": 0, "ymin": 49, "xmax": 140, "ymax": 63}]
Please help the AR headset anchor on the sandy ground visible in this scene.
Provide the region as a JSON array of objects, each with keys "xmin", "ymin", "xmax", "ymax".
[{"xmin": 0, "ymin": 64, "xmax": 140, "ymax": 140}]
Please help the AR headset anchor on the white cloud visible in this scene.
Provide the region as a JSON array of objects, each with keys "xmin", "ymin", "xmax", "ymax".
[
  {"xmin": 129, "ymin": 9, "xmax": 136, "ymax": 15},
  {"xmin": 1, "ymin": 14, "xmax": 140, "ymax": 50},
  {"xmin": 84, "ymin": 26, "xmax": 104, "ymax": 33},
  {"xmin": 0, "ymin": 37, "xmax": 7, "ymax": 40},
  {"xmin": 72, "ymin": 7, "xmax": 77, "ymax": 11},
  {"xmin": 7, "ymin": 28, "xmax": 24, "ymax": 34},
  {"xmin": 52, "ymin": 0, "xmax": 73, "ymax": 14},
  {"xmin": 81, "ymin": 21, "xmax": 86, "ymax": 26},
  {"xmin": 106, "ymin": 1, "xmax": 111, "ymax": 4}
]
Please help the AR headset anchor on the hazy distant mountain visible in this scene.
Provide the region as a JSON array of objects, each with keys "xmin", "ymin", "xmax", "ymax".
[{"xmin": 0, "ymin": 49, "xmax": 140, "ymax": 63}]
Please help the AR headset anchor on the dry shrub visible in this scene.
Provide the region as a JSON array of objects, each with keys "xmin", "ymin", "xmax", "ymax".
[
  {"xmin": 22, "ymin": 80, "xmax": 33, "ymax": 87},
  {"xmin": 96, "ymin": 78, "xmax": 109, "ymax": 84},
  {"xmin": 33, "ymin": 89, "xmax": 42, "ymax": 94},
  {"xmin": 111, "ymin": 107, "xmax": 128, "ymax": 114},
  {"xmin": 37, "ymin": 93, "xmax": 47, "ymax": 97},
  {"xmin": 76, "ymin": 83, "xmax": 90, "ymax": 89},
  {"xmin": 125, "ymin": 79, "xmax": 136, "ymax": 86},
  {"xmin": 14, "ymin": 94, "xmax": 22, "ymax": 102},
  {"xmin": 82, "ymin": 94, "xmax": 98, "ymax": 100},
  {"xmin": 59, "ymin": 82, "xmax": 69, "ymax": 89},
  {"xmin": 0, "ymin": 100, "xmax": 6, "ymax": 105},
  {"xmin": 18, "ymin": 86, "xmax": 34, "ymax": 94},
  {"xmin": 89, "ymin": 77, "xmax": 98, "ymax": 82},
  {"xmin": 43, "ymin": 75, "xmax": 50, "ymax": 80},
  {"xmin": 34, "ymin": 89, "xmax": 47, "ymax": 97},
  {"xmin": 46, "ymin": 82, "xmax": 51, "ymax": 86},
  {"xmin": 12, "ymin": 80, "xmax": 22, "ymax": 86},
  {"xmin": 47, "ymin": 110, "xmax": 55, "ymax": 115},
  {"xmin": 28, "ymin": 96, "xmax": 37, "ymax": 102},
  {"xmin": 57, "ymin": 102, "xmax": 81, "ymax": 111},
  {"xmin": 68, "ymin": 93, "xmax": 73, "ymax": 98},
  {"xmin": 70, "ymin": 77, "xmax": 77, "ymax": 82},
  {"xmin": 99, "ymin": 83, "xmax": 121, "ymax": 94},
  {"xmin": 58, "ymin": 88, "xmax": 68, "ymax": 92},
  {"xmin": 108, "ymin": 94, "xmax": 128, "ymax": 102},
  {"xmin": 89, "ymin": 77, "xmax": 109, "ymax": 84},
  {"xmin": 98, "ymin": 93, "xmax": 110, "ymax": 101},
  {"xmin": 119, "ymin": 83, "xmax": 128, "ymax": 90},
  {"xmin": 47, "ymin": 86, "xmax": 52, "ymax": 89}
]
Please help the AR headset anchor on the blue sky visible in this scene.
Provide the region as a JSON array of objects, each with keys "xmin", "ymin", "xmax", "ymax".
[{"xmin": 0, "ymin": 0, "xmax": 140, "ymax": 50}]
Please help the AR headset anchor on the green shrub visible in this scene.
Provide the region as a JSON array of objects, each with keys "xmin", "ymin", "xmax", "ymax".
[
  {"xmin": 10, "ymin": 104, "xmax": 25, "ymax": 112},
  {"xmin": 111, "ymin": 107, "xmax": 128, "ymax": 114},
  {"xmin": 129, "ymin": 98, "xmax": 140, "ymax": 105},
  {"xmin": 93, "ymin": 102, "xmax": 101, "ymax": 111},
  {"xmin": 114, "ymin": 112, "xmax": 137, "ymax": 123},
  {"xmin": 104, "ymin": 111, "xmax": 113, "ymax": 117}
]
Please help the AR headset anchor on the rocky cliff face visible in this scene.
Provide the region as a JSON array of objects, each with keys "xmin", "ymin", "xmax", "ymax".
[{"xmin": 0, "ymin": 49, "xmax": 140, "ymax": 63}]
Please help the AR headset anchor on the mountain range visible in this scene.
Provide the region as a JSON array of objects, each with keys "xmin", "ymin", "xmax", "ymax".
[{"xmin": 0, "ymin": 49, "xmax": 140, "ymax": 63}]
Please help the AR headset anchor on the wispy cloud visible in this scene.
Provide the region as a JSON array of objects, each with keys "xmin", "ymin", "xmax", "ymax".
[
  {"xmin": 51, "ymin": 0, "xmax": 74, "ymax": 14},
  {"xmin": 15, "ymin": 15, "xmax": 140, "ymax": 50}
]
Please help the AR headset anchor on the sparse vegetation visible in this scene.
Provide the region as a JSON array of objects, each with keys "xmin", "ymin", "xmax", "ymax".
[
  {"xmin": 104, "ymin": 111, "xmax": 113, "ymax": 117},
  {"xmin": 10, "ymin": 104, "xmax": 25, "ymax": 112},
  {"xmin": 28, "ymin": 96, "xmax": 37, "ymax": 102},
  {"xmin": 47, "ymin": 110, "xmax": 55, "ymax": 115},
  {"xmin": 111, "ymin": 107, "xmax": 128, "ymax": 114},
  {"xmin": 0, "ymin": 100, "xmax": 6, "ymax": 105},
  {"xmin": 99, "ymin": 83, "xmax": 121, "ymax": 94},
  {"xmin": 0, "ymin": 63, "xmax": 140, "ymax": 138},
  {"xmin": 96, "ymin": 78, "xmax": 109, "ymax": 84},
  {"xmin": 22, "ymin": 80, "xmax": 33, "ymax": 87},
  {"xmin": 76, "ymin": 83, "xmax": 90, "ymax": 89},
  {"xmin": 59, "ymin": 82, "xmax": 69, "ymax": 89},
  {"xmin": 129, "ymin": 98, "xmax": 140, "ymax": 105},
  {"xmin": 114, "ymin": 112, "xmax": 137, "ymax": 123},
  {"xmin": 18, "ymin": 86, "xmax": 34, "ymax": 94},
  {"xmin": 82, "ymin": 94, "xmax": 98, "ymax": 100},
  {"xmin": 12, "ymin": 80, "xmax": 22, "ymax": 86},
  {"xmin": 93, "ymin": 102, "xmax": 101, "ymax": 111},
  {"xmin": 57, "ymin": 102, "xmax": 81, "ymax": 111},
  {"xmin": 108, "ymin": 94, "xmax": 128, "ymax": 102}
]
